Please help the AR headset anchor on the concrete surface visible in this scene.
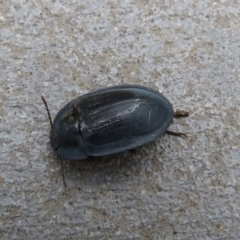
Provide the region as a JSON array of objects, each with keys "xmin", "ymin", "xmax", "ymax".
[{"xmin": 1, "ymin": 1, "xmax": 240, "ymax": 239}]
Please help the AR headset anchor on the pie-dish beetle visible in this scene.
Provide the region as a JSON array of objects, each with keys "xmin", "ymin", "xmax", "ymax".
[{"xmin": 41, "ymin": 85, "xmax": 188, "ymax": 186}]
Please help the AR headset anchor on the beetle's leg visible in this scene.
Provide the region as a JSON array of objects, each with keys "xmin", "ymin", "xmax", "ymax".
[
  {"xmin": 170, "ymin": 110, "xmax": 188, "ymax": 138},
  {"xmin": 174, "ymin": 109, "xmax": 189, "ymax": 118},
  {"xmin": 166, "ymin": 130, "xmax": 187, "ymax": 138},
  {"xmin": 59, "ymin": 157, "xmax": 67, "ymax": 187}
]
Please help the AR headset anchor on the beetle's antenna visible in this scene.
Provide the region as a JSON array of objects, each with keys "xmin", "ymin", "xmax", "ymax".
[
  {"xmin": 41, "ymin": 96, "xmax": 53, "ymax": 128},
  {"xmin": 59, "ymin": 157, "xmax": 67, "ymax": 187},
  {"xmin": 41, "ymin": 96, "xmax": 65, "ymax": 187}
]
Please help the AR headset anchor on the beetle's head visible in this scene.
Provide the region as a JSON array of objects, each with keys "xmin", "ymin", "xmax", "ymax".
[
  {"xmin": 41, "ymin": 96, "xmax": 88, "ymax": 160},
  {"xmin": 50, "ymin": 122, "xmax": 88, "ymax": 160}
]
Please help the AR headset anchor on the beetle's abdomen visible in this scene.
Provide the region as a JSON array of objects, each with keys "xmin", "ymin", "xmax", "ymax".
[
  {"xmin": 76, "ymin": 86, "xmax": 174, "ymax": 156},
  {"xmin": 83, "ymin": 98, "xmax": 167, "ymax": 143}
]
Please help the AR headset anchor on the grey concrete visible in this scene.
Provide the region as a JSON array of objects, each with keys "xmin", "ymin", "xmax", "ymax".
[{"xmin": 1, "ymin": 1, "xmax": 240, "ymax": 239}]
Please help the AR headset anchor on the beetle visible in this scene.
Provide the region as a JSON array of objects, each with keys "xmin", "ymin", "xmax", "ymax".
[
  {"xmin": 42, "ymin": 84, "xmax": 188, "ymax": 159},
  {"xmin": 41, "ymin": 85, "xmax": 188, "ymax": 186}
]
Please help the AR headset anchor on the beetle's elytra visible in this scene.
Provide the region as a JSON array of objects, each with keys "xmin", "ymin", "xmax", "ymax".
[{"xmin": 42, "ymin": 85, "xmax": 187, "ymax": 161}]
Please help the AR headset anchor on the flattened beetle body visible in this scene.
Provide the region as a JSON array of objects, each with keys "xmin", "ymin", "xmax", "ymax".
[{"xmin": 50, "ymin": 85, "xmax": 175, "ymax": 160}]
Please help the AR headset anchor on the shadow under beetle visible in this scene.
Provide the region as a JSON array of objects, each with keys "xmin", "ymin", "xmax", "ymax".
[{"xmin": 41, "ymin": 85, "xmax": 188, "ymax": 186}]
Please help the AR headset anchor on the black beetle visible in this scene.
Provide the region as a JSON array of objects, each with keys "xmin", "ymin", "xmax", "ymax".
[{"xmin": 41, "ymin": 85, "xmax": 188, "ymax": 185}]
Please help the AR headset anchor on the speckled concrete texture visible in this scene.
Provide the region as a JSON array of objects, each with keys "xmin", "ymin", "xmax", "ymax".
[{"xmin": 1, "ymin": 1, "xmax": 240, "ymax": 239}]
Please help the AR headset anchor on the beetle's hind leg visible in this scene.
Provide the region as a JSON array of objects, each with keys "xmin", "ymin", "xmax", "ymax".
[
  {"xmin": 166, "ymin": 130, "xmax": 187, "ymax": 138},
  {"xmin": 167, "ymin": 110, "xmax": 189, "ymax": 138},
  {"xmin": 174, "ymin": 109, "xmax": 189, "ymax": 118}
]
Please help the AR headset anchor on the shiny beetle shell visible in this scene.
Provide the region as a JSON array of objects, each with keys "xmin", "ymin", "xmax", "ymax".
[{"xmin": 50, "ymin": 85, "xmax": 174, "ymax": 160}]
